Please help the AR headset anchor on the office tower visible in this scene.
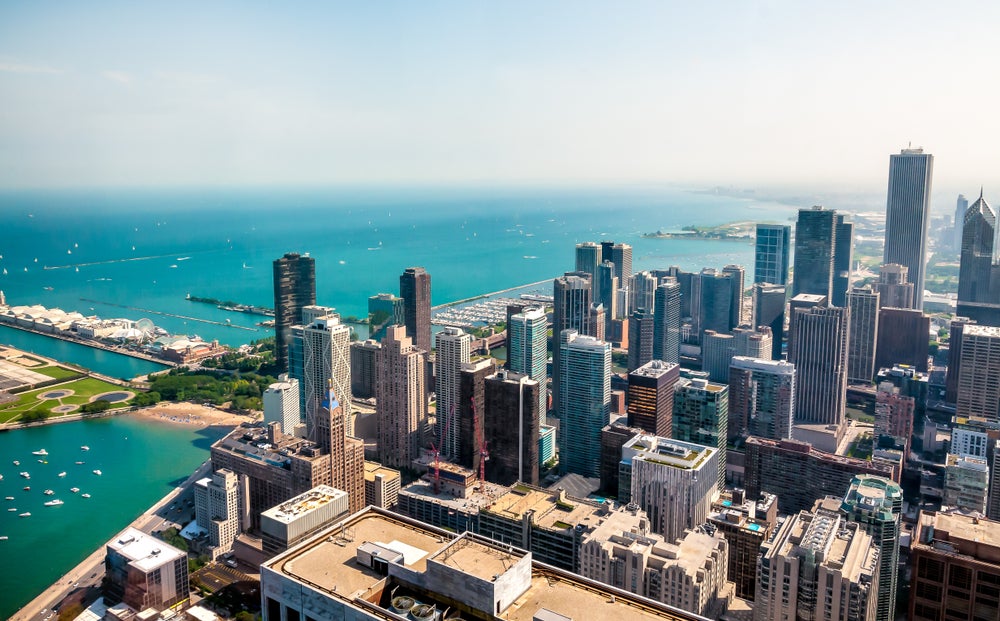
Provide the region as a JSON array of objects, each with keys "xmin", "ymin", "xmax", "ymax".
[
  {"xmin": 376, "ymin": 325, "xmax": 427, "ymax": 469},
  {"xmin": 264, "ymin": 374, "xmax": 300, "ymax": 435},
  {"xmin": 673, "ymin": 375, "xmax": 728, "ymax": 490},
  {"xmin": 629, "ymin": 271, "xmax": 658, "ymax": 316},
  {"xmin": 788, "ymin": 305, "xmax": 849, "ymax": 426},
  {"xmin": 608, "ymin": 242, "xmax": 633, "ymax": 283},
  {"xmin": 621, "ymin": 435, "xmax": 719, "ymax": 541},
  {"xmin": 722, "ymin": 264, "xmax": 746, "ymax": 326},
  {"xmin": 729, "ymin": 357, "xmax": 796, "ymax": 442},
  {"xmin": 596, "ymin": 261, "xmax": 619, "ymax": 325},
  {"xmin": 302, "ymin": 314, "xmax": 353, "ymax": 440},
  {"xmin": 457, "ymin": 358, "xmax": 496, "ymax": 471},
  {"xmin": 551, "ymin": 271, "xmax": 593, "ymax": 413},
  {"xmin": 700, "ymin": 268, "xmax": 737, "ymax": 336},
  {"xmin": 787, "ymin": 293, "xmax": 826, "ymax": 354},
  {"xmin": 875, "ymin": 263, "xmax": 915, "ymax": 309},
  {"xmin": 745, "ymin": 437, "xmax": 897, "ymax": 515},
  {"xmin": 260, "ymin": 486, "xmax": 350, "ymax": 556},
  {"xmin": 956, "ymin": 191, "xmax": 1000, "ymax": 324},
  {"xmin": 701, "ymin": 325, "xmax": 772, "ymax": 383},
  {"xmin": 883, "ymin": 147, "xmax": 934, "ymax": 310},
  {"xmin": 793, "ymin": 206, "xmax": 837, "ymax": 299},
  {"xmin": 600, "ymin": 421, "xmax": 646, "ymax": 498},
  {"xmin": 951, "ymin": 426, "xmax": 989, "ymax": 460},
  {"xmin": 946, "ymin": 317, "xmax": 976, "ymax": 403},
  {"xmin": 707, "ymin": 490, "xmax": 778, "ymax": 602},
  {"xmin": 847, "ymin": 285, "xmax": 880, "ymax": 383},
  {"xmin": 484, "ymin": 370, "xmax": 540, "ymax": 485},
  {"xmin": 506, "ymin": 306, "xmax": 548, "ymax": 423},
  {"xmin": 875, "ymin": 382, "xmax": 915, "ymax": 460},
  {"xmin": 943, "ymin": 453, "xmax": 989, "ymax": 513},
  {"xmin": 316, "ymin": 392, "xmax": 365, "ymax": 515},
  {"xmin": 627, "ymin": 360, "xmax": 680, "ymax": 437},
  {"xmin": 105, "ymin": 527, "xmax": 190, "ymax": 611},
  {"xmin": 575, "ymin": 241, "xmax": 602, "ymax": 284},
  {"xmin": 910, "ymin": 510, "xmax": 1000, "ymax": 621},
  {"xmin": 841, "ymin": 475, "xmax": 902, "ymax": 621},
  {"xmin": 399, "ymin": 266, "xmax": 431, "ymax": 353},
  {"xmin": 875, "ymin": 307, "xmax": 930, "ymax": 372},
  {"xmin": 435, "ymin": 327, "xmax": 471, "ymax": 458},
  {"xmin": 754, "ymin": 223, "xmax": 791, "ymax": 285},
  {"xmin": 579, "ymin": 521, "xmax": 731, "ymax": 620},
  {"xmin": 273, "ymin": 252, "xmax": 316, "ymax": 372},
  {"xmin": 955, "ymin": 193, "xmax": 970, "ymax": 251},
  {"xmin": 755, "ymin": 500, "xmax": 879, "ymax": 621},
  {"xmin": 349, "ymin": 339, "xmax": 379, "ymax": 400},
  {"xmin": 653, "ymin": 278, "xmax": 681, "ymax": 363},
  {"xmin": 366, "ymin": 292, "xmax": 404, "ymax": 342},
  {"xmin": 627, "ymin": 307, "xmax": 655, "ymax": 371},
  {"xmin": 588, "ymin": 303, "xmax": 606, "ymax": 341},
  {"xmin": 301, "ymin": 304, "xmax": 337, "ymax": 324},
  {"xmin": 990, "ymin": 440, "xmax": 1000, "ymax": 520},
  {"xmin": 193, "ymin": 468, "xmax": 241, "ymax": 558},
  {"xmin": 752, "ymin": 283, "xmax": 786, "ymax": 360},
  {"xmin": 557, "ymin": 330, "xmax": 611, "ymax": 477},
  {"xmin": 833, "ymin": 214, "xmax": 854, "ymax": 306}
]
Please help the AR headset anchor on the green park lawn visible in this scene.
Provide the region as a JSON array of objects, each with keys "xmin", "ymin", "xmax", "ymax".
[
  {"xmin": 0, "ymin": 377, "xmax": 128, "ymax": 423},
  {"xmin": 32, "ymin": 365, "xmax": 84, "ymax": 381}
]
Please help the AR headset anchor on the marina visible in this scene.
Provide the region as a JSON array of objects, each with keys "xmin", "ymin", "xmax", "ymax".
[{"xmin": 431, "ymin": 291, "xmax": 554, "ymax": 328}]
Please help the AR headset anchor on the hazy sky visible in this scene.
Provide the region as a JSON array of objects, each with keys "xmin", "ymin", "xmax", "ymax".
[{"xmin": 2, "ymin": 1, "xmax": 998, "ymax": 192}]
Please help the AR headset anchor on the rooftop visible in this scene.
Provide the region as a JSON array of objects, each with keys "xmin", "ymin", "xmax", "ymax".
[
  {"xmin": 260, "ymin": 485, "xmax": 347, "ymax": 524},
  {"xmin": 623, "ymin": 434, "xmax": 716, "ymax": 471},
  {"xmin": 964, "ymin": 324, "xmax": 1000, "ymax": 338},
  {"xmin": 364, "ymin": 461, "xmax": 400, "ymax": 483},
  {"xmin": 914, "ymin": 510, "xmax": 1000, "ymax": 558},
  {"xmin": 107, "ymin": 527, "xmax": 185, "ymax": 573},
  {"xmin": 485, "ymin": 485, "xmax": 608, "ymax": 531}
]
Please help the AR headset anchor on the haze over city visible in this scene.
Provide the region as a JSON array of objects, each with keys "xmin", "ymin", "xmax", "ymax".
[{"xmin": 1, "ymin": 1, "xmax": 999, "ymax": 195}]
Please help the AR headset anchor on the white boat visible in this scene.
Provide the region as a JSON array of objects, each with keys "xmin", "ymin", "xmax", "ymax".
[
  {"xmin": 70, "ymin": 488, "xmax": 79, "ymax": 493},
  {"xmin": 0, "ymin": 536, "xmax": 8, "ymax": 540},
  {"xmin": 93, "ymin": 470, "xmax": 102, "ymax": 476},
  {"xmin": 4, "ymin": 497, "xmax": 13, "ymax": 501},
  {"xmin": 58, "ymin": 472, "xmax": 66, "ymax": 478},
  {"xmin": 31, "ymin": 449, "xmax": 48, "ymax": 456},
  {"xmin": 7, "ymin": 508, "xmax": 15, "ymax": 512},
  {"xmin": 81, "ymin": 493, "xmax": 91, "ymax": 498},
  {"xmin": 81, "ymin": 446, "xmax": 90, "ymax": 451},
  {"xmin": 12, "ymin": 460, "xmax": 19, "ymax": 466},
  {"xmin": 19, "ymin": 512, "xmax": 30, "ymax": 517},
  {"xmin": 43, "ymin": 489, "xmax": 54, "ymax": 495},
  {"xmin": 75, "ymin": 461, "xmax": 85, "ymax": 465},
  {"xmin": 19, "ymin": 472, "xmax": 29, "ymax": 479},
  {"xmin": 44, "ymin": 499, "xmax": 64, "ymax": 507}
]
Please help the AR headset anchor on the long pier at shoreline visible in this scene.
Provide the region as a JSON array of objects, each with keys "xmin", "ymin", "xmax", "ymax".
[
  {"xmin": 81, "ymin": 298, "xmax": 259, "ymax": 332},
  {"xmin": 0, "ymin": 321, "xmax": 175, "ymax": 369}
]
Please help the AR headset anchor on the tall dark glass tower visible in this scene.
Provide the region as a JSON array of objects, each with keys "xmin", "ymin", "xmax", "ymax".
[
  {"xmin": 793, "ymin": 206, "xmax": 837, "ymax": 300},
  {"xmin": 833, "ymin": 215, "xmax": 854, "ymax": 307},
  {"xmin": 754, "ymin": 224, "xmax": 790, "ymax": 285},
  {"xmin": 957, "ymin": 191, "xmax": 995, "ymax": 304},
  {"xmin": 883, "ymin": 147, "xmax": 934, "ymax": 310},
  {"xmin": 273, "ymin": 252, "xmax": 316, "ymax": 372},
  {"xmin": 399, "ymin": 267, "xmax": 431, "ymax": 353},
  {"xmin": 653, "ymin": 278, "xmax": 681, "ymax": 363}
]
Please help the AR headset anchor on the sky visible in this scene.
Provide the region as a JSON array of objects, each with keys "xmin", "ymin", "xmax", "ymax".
[{"xmin": 1, "ymin": 1, "xmax": 999, "ymax": 194}]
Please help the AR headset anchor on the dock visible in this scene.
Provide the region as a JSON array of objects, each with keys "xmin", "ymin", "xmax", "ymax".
[{"xmin": 81, "ymin": 298, "xmax": 259, "ymax": 332}]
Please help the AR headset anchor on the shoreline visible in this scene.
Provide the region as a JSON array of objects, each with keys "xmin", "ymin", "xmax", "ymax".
[{"xmin": 0, "ymin": 320, "xmax": 176, "ymax": 368}]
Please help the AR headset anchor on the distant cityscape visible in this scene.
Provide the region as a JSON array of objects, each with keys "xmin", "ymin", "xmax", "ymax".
[{"xmin": 8, "ymin": 146, "xmax": 1000, "ymax": 621}]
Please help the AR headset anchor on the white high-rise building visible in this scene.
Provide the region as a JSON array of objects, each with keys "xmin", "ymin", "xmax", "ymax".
[
  {"xmin": 263, "ymin": 374, "xmax": 301, "ymax": 434},
  {"xmin": 302, "ymin": 314, "xmax": 353, "ymax": 438},
  {"xmin": 193, "ymin": 468, "xmax": 241, "ymax": 558},
  {"xmin": 557, "ymin": 329, "xmax": 611, "ymax": 478},
  {"xmin": 883, "ymin": 147, "xmax": 934, "ymax": 310},
  {"xmin": 435, "ymin": 326, "xmax": 471, "ymax": 458},
  {"xmin": 507, "ymin": 307, "xmax": 548, "ymax": 425}
]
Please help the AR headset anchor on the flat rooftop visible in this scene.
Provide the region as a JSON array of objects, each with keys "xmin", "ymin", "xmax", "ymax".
[
  {"xmin": 260, "ymin": 485, "xmax": 347, "ymax": 524},
  {"xmin": 917, "ymin": 510, "xmax": 1000, "ymax": 554},
  {"xmin": 107, "ymin": 527, "xmax": 185, "ymax": 572},
  {"xmin": 623, "ymin": 435, "xmax": 716, "ymax": 471},
  {"xmin": 430, "ymin": 535, "xmax": 523, "ymax": 582},
  {"xmin": 364, "ymin": 461, "xmax": 400, "ymax": 482},
  {"xmin": 485, "ymin": 486, "xmax": 607, "ymax": 531},
  {"xmin": 400, "ymin": 479, "xmax": 507, "ymax": 511}
]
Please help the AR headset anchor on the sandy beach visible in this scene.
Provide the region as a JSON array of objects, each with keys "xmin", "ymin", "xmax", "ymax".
[{"xmin": 129, "ymin": 401, "xmax": 257, "ymax": 428}]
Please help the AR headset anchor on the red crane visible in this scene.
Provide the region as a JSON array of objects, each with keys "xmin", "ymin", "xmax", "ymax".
[
  {"xmin": 429, "ymin": 409, "xmax": 451, "ymax": 495},
  {"xmin": 471, "ymin": 397, "xmax": 489, "ymax": 484}
]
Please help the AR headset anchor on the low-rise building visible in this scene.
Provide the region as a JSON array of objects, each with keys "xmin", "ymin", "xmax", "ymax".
[
  {"xmin": 260, "ymin": 485, "xmax": 349, "ymax": 556},
  {"xmin": 363, "ymin": 460, "xmax": 401, "ymax": 509},
  {"xmin": 104, "ymin": 527, "xmax": 189, "ymax": 613},
  {"xmin": 943, "ymin": 453, "xmax": 990, "ymax": 513}
]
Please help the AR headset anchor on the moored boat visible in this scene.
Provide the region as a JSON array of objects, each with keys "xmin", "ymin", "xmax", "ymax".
[
  {"xmin": 31, "ymin": 449, "xmax": 48, "ymax": 456},
  {"xmin": 44, "ymin": 499, "xmax": 64, "ymax": 507}
]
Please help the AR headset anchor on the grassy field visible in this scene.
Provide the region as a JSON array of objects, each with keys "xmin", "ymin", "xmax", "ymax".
[
  {"xmin": 32, "ymin": 365, "xmax": 84, "ymax": 381},
  {"xmin": 0, "ymin": 377, "xmax": 127, "ymax": 423}
]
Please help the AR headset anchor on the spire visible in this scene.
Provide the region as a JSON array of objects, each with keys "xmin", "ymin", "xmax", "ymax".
[{"xmin": 980, "ymin": 186, "xmax": 985, "ymax": 201}]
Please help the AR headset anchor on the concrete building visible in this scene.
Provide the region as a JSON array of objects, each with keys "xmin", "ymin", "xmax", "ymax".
[
  {"xmin": 260, "ymin": 485, "xmax": 349, "ymax": 556},
  {"xmin": 435, "ymin": 326, "xmax": 471, "ymax": 459},
  {"xmin": 349, "ymin": 339, "xmax": 379, "ymax": 400},
  {"xmin": 366, "ymin": 292, "xmax": 404, "ymax": 342},
  {"xmin": 909, "ymin": 510, "xmax": 1000, "ymax": 621},
  {"xmin": 793, "ymin": 206, "xmax": 838, "ymax": 300},
  {"xmin": 847, "ymin": 285, "xmax": 880, "ymax": 383},
  {"xmin": 883, "ymin": 147, "xmax": 934, "ymax": 310},
  {"xmin": 672, "ymin": 375, "xmax": 728, "ymax": 490},
  {"xmin": 558, "ymin": 329, "xmax": 611, "ymax": 477},
  {"xmin": 397, "ymin": 465, "xmax": 506, "ymax": 535},
  {"xmin": 875, "ymin": 263, "xmax": 915, "ymax": 309},
  {"xmin": 263, "ymin": 374, "xmax": 300, "ymax": 434},
  {"xmin": 301, "ymin": 313, "xmax": 354, "ymax": 438},
  {"xmin": 506, "ymin": 306, "xmax": 548, "ymax": 424},
  {"xmin": 457, "ymin": 358, "xmax": 496, "ymax": 472},
  {"xmin": 956, "ymin": 325, "xmax": 1000, "ymax": 423},
  {"xmin": 600, "ymin": 420, "xmax": 646, "ymax": 499},
  {"xmin": 604, "ymin": 241, "xmax": 633, "ymax": 284},
  {"xmin": 874, "ymin": 382, "xmax": 914, "ymax": 460},
  {"xmin": 552, "ymin": 271, "xmax": 593, "ymax": 413},
  {"xmin": 951, "ymin": 426, "xmax": 989, "ymax": 460},
  {"xmin": 728, "ymin": 356, "xmax": 795, "ymax": 442},
  {"xmin": 875, "ymin": 306, "xmax": 930, "ymax": 372},
  {"xmin": 754, "ymin": 499, "xmax": 880, "ymax": 621},
  {"xmin": 273, "ymin": 252, "xmax": 316, "ymax": 372},
  {"xmin": 701, "ymin": 325, "xmax": 772, "ymax": 383},
  {"xmin": 484, "ymin": 370, "xmax": 540, "ymax": 486},
  {"xmin": 580, "ymin": 513, "xmax": 731, "ymax": 619},
  {"xmin": 363, "ymin": 461, "xmax": 400, "ymax": 509},
  {"xmin": 840, "ymin": 475, "xmax": 903, "ymax": 621},
  {"xmin": 630, "ymin": 271, "xmax": 659, "ymax": 319},
  {"xmin": 376, "ymin": 325, "xmax": 428, "ymax": 470},
  {"xmin": 991, "ymin": 440, "xmax": 1000, "ymax": 521},
  {"xmin": 627, "ymin": 360, "xmax": 680, "ymax": 438},
  {"xmin": 628, "ymin": 307, "xmax": 655, "ymax": 371},
  {"xmin": 943, "ymin": 453, "xmax": 990, "ymax": 513},
  {"xmin": 260, "ymin": 506, "xmax": 708, "ymax": 621},
  {"xmin": 621, "ymin": 435, "xmax": 719, "ymax": 541},
  {"xmin": 789, "ymin": 305, "xmax": 849, "ymax": 428},
  {"xmin": 752, "ymin": 282, "xmax": 786, "ymax": 360},
  {"xmin": 706, "ymin": 489, "xmax": 778, "ymax": 601},
  {"xmin": 104, "ymin": 527, "xmax": 189, "ymax": 612},
  {"xmin": 744, "ymin": 436, "xmax": 898, "ymax": 515},
  {"xmin": 193, "ymin": 468, "xmax": 241, "ymax": 559},
  {"xmin": 653, "ymin": 278, "xmax": 681, "ymax": 364},
  {"xmin": 755, "ymin": 223, "xmax": 791, "ymax": 286},
  {"xmin": 399, "ymin": 266, "xmax": 431, "ymax": 354}
]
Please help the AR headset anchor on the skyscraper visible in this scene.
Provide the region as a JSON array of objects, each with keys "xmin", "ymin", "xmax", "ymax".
[
  {"xmin": 653, "ymin": 278, "xmax": 681, "ymax": 363},
  {"xmin": 840, "ymin": 475, "xmax": 903, "ymax": 621},
  {"xmin": 552, "ymin": 271, "xmax": 593, "ymax": 413},
  {"xmin": 722, "ymin": 264, "xmax": 746, "ymax": 326},
  {"xmin": 729, "ymin": 356, "xmax": 796, "ymax": 442},
  {"xmin": 575, "ymin": 241, "xmax": 602, "ymax": 285},
  {"xmin": 484, "ymin": 370, "xmax": 540, "ymax": 485},
  {"xmin": 557, "ymin": 329, "xmax": 610, "ymax": 477},
  {"xmin": 273, "ymin": 252, "xmax": 316, "ymax": 372},
  {"xmin": 875, "ymin": 307, "xmax": 930, "ymax": 372},
  {"xmin": 754, "ymin": 224, "xmax": 791, "ymax": 285},
  {"xmin": 875, "ymin": 263, "xmax": 915, "ymax": 309},
  {"xmin": 957, "ymin": 191, "xmax": 1000, "ymax": 324},
  {"xmin": 846, "ymin": 285, "xmax": 880, "ymax": 383},
  {"xmin": 435, "ymin": 327, "xmax": 471, "ymax": 458},
  {"xmin": 793, "ymin": 206, "xmax": 837, "ymax": 300},
  {"xmin": 506, "ymin": 306, "xmax": 548, "ymax": 424},
  {"xmin": 608, "ymin": 242, "xmax": 633, "ymax": 283},
  {"xmin": 627, "ymin": 307, "xmax": 655, "ymax": 371},
  {"xmin": 789, "ymin": 305, "xmax": 849, "ymax": 427},
  {"xmin": 673, "ymin": 375, "xmax": 728, "ymax": 490},
  {"xmin": 302, "ymin": 314, "xmax": 353, "ymax": 439},
  {"xmin": 701, "ymin": 325, "xmax": 772, "ymax": 383},
  {"xmin": 833, "ymin": 214, "xmax": 854, "ymax": 306},
  {"xmin": 883, "ymin": 147, "xmax": 934, "ymax": 310},
  {"xmin": 399, "ymin": 266, "xmax": 431, "ymax": 353},
  {"xmin": 954, "ymin": 193, "xmax": 969, "ymax": 251},
  {"xmin": 367, "ymin": 292, "xmax": 404, "ymax": 342},
  {"xmin": 700, "ymin": 268, "xmax": 737, "ymax": 336},
  {"xmin": 752, "ymin": 283, "xmax": 786, "ymax": 360},
  {"xmin": 457, "ymin": 358, "xmax": 495, "ymax": 472},
  {"xmin": 596, "ymin": 261, "xmax": 619, "ymax": 326},
  {"xmin": 627, "ymin": 360, "xmax": 680, "ymax": 437},
  {"xmin": 376, "ymin": 325, "xmax": 428, "ymax": 469},
  {"xmin": 264, "ymin": 374, "xmax": 301, "ymax": 435},
  {"xmin": 629, "ymin": 271, "xmax": 658, "ymax": 317},
  {"xmin": 956, "ymin": 325, "xmax": 1000, "ymax": 423}
]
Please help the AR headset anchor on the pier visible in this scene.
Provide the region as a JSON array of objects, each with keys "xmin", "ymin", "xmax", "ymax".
[
  {"xmin": 81, "ymin": 298, "xmax": 259, "ymax": 332},
  {"xmin": 0, "ymin": 321, "xmax": 176, "ymax": 367}
]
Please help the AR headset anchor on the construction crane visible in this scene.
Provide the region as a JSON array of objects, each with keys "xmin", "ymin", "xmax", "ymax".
[
  {"xmin": 471, "ymin": 396, "xmax": 489, "ymax": 485},
  {"xmin": 429, "ymin": 409, "xmax": 451, "ymax": 495}
]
